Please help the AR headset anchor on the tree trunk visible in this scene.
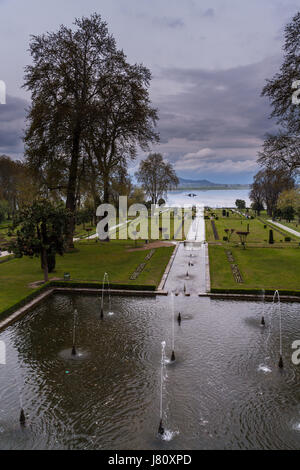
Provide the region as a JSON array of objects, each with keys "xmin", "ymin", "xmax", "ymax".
[
  {"xmin": 65, "ymin": 125, "xmax": 81, "ymax": 250},
  {"xmin": 41, "ymin": 248, "xmax": 49, "ymax": 283},
  {"xmin": 102, "ymin": 175, "xmax": 110, "ymax": 242}
]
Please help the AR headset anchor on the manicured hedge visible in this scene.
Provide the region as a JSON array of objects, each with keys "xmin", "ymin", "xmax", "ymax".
[
  {"xmin": 0, "ymin": 280, "xmax": 157, "ymax": 320},
  {"xmin": 50, "ymin": 280, "xmax": 156, "ymax": 291},
  {"xmin": 0, "ymin": 282, "xmax": 52, "ymax": 320},
  {"xmin": 210, "ymin": 287, "xmax": 300, "ymax": 297}
]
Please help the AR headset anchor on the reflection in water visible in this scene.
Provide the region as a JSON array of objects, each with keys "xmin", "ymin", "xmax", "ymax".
[{"xmin": 0, "ymin": 294, "xmax": 299, "ymax": 450}]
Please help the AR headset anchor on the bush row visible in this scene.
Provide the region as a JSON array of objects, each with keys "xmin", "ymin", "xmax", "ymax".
[
  {"xmin": 0, "ymin": 280, "xmax": 157, "ymax": 321},
  {"xmin": 210, "ymin": 287, "xmax": 300, "ymax": 297}
]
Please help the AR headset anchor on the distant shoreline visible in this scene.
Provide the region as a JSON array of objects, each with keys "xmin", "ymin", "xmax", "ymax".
[{"xmin": 173, "ymin": 186, "xmax": 250, "ymax": 191}]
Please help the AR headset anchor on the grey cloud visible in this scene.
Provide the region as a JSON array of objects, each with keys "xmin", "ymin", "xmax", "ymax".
[
  {"xmin": 203, "ymin": 8, "xmax": 215, "ymax": 18},
  {"xmin": 0, "ymin": 95, "xmax": 27, "ymax": 158},
  {"xmin": 152, "ymin": 16, "xmax": 185, "ymax": 29}
]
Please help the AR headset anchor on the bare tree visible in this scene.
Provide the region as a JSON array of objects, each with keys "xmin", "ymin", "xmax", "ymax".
[
  {"xmin": 83, "ymin": 57, "xmax": 159, "ymax": 206},
  {"xmin": 135, "ymin": 153, "xmax": 179, "ymax": 205},
  {"xmin": 252, "ymin": 168, "xmax": 294, "ymax": 217},
  {"xmin": 258, "ymin": 132, "xmax": 300, "ymax": 175},
  {"xmin": 262, "ymin": 12, "xmax": 300, "ymax": 135}
]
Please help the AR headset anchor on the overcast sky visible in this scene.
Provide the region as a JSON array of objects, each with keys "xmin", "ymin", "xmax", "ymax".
[{"xmin": 0, "ymin": 0, "xmax": 299, "ymax": 183}]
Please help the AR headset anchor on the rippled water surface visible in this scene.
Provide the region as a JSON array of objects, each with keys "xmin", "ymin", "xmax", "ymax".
[{"xmin": 0, "ymin": 294, "xmax": 299, "ymax": 450}]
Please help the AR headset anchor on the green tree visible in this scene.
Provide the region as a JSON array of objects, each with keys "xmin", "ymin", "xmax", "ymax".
[
  {"xmin": 10, "ymin": 200, "xmax": 69, "ymax": 282},
  {"xmin": 23, "ymin": 14, "xmax": 124, "ymax": 248},
  {"xmin": 0, "ymin": 200, "xmax": 9, "ymax": 223},
  {"xmin": 251, "ymin": 201, "xmax": 264, "ymax": 216},
  {"xmin": 235, "ymin": 199, "xmax": 246, "ymax": 210},
  {"xmin": 277, "ymin": 188, "xmax": 300, "ymax": 214},
  {"xmin": 282, "ymin": 205, "xmax": 295, "ymax": 222}
]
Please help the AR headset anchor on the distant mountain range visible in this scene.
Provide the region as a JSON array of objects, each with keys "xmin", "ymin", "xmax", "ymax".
[{"xmin": 177, "ymin": 177, "xmax": 250, "ymax": 189}]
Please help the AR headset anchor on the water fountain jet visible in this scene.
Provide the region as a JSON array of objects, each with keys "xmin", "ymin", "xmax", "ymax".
[
  {"xmin": 16, "ymin": 377, "xmax": 26, "ymax": 426},
  {"xmin": 170, "ymin": 294, "xmax": 176, "ymax": 362},
  {"xmin": 100, "ymin": 273, "xmax": 112, "ymax": 319},
  {"xmin": 273, "ymin": 290, "xmax": 283, "ymax": 368},
  {"xmin": 71, "ymin": 309, "xmax": 77, "ymax": 356},
  {"xmin": 158, "ymin": 341, "xmax": 166, "ymax": 437},
  {"xmin": 261, "ymin": 289, "xmax": 266, "ymax": 326},
  {"xmin": 20, "ymin": 408, "xmax": 26, "ymax": 426}
]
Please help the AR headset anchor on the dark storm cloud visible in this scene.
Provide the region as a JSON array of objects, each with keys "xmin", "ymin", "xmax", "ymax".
[
  {"xmin": 0, "ymin": 95, "xmax": 27, "ymax": 157},
  {"xmin": 0, "ymin": 0, "xmax": 298, "ymax": 181},
  {"xmin": 151, "ymin": 56, "xmax": 281, "ymax": 177}
]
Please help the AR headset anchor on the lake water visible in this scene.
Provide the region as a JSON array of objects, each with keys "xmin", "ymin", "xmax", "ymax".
[{"xmin": 166, "ymin": 189, "xmax": 251, "ymax": 208}]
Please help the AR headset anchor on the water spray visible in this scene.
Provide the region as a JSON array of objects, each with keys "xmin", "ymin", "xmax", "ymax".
[
  {"xmin": 16, "ymin": 377, "xmax": 26, "ymax": 427},
  {"xmin": 71, "ymin": 309, "xmax": 77, "ymax": 356},
  {"xmin": 273, "ymin": 290, "xmax": 283, "ymax": 369},
  {"xmin": 19, "ymin": 408, "xmax": 26, "ymax": 426},
  {"xmin": 171, "ymin": 293, "xmax": 176, "ymax": 362},
  {"xmin": 261, "ymin": 289, "xmax": 266, "ymax": 326},
  {"xmin": 100, "ymin": 272, "xmax": 112, "ymax": 318},
  {"xmin": 158, "ymin": 341, "xmax": 166, "ymax": 437}
]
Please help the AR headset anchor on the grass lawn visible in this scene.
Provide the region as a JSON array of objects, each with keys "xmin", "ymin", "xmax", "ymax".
[
  {"xmin": 209, "ymin": 244, "xmax": 300, "ymax": 291},
  {"xmin": 111, "ymin": 211, "xmax": 192, "ymax": 241},
  {"xmin": 205, "ymin": 209, "xmax": 299, "ymax": 246},
  {"xmin": 0, "ymin": 240, "xmax": 174, "ymax": 315}
]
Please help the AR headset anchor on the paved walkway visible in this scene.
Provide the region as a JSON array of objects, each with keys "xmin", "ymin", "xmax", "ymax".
[
  {"xmin": 164, "ymin": 205, "xmax": 208, "ymax": 295},
  {"xmin": 73, "ymin": 220, "xmax": 130, "ymax": 242},
  {"xmin": 267, "ymin": 220, "xmax": 300, "ymax": 238},
  {"xmin": 186, "ymin": 206, "xmax": 205, "ymax": 242},
  {"xmin": 0, "ymin": 251, "xmax": 10, "ymax": 258}
]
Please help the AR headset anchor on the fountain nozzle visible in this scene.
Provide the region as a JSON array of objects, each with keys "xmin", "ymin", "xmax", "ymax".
[
  {"xmin": 20, "ymin": 408, "xmax": 26, "ymax": 426},
  {"xmin": 278, "ymin": 355, "xmax": 284, "ymax": 369},
  {"xmin": 100, "ymin": 308, "xmax": 104, "ymax": 319},
  {"xmin": 171, "ymin": 350, "xmax": 175, "ymax": 362},
  {"xmin": 177, "ymin": 313, "xmax": 182, "ymax": 325},
  {"xmin": 71, "ymin": 345, "xmax": 77, "ymax": 356},
  {"xmin": 158, "ymin": 419, "xmax": 164, "ymax": 436},
  {"xmin": 261, "ymin": 316, "xmax": 265, "ymax": 326}
]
